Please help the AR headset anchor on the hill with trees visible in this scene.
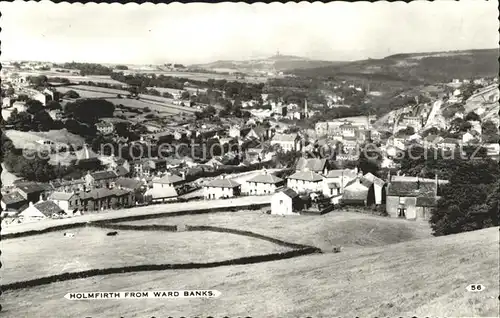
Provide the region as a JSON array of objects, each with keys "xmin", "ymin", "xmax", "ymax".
[{"xmin": 290, "ymin": 48, "xmax": 498, "ymax": 85}]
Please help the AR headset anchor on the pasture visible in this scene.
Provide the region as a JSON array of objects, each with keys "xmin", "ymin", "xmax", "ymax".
[
  {"xmin": 0, "ymin": 226, "xmax": 292, "ymax": 286},
  {"xmin": 119, "ymin": 210, "xmax": 433, "ymax": 252},
  {"xmin": 2, "ymin": 226, "xmax": 497, "ymax": 317},
  {"xmin": 5, "ymin": 129, "xmax": 85, "ymax": 150}
]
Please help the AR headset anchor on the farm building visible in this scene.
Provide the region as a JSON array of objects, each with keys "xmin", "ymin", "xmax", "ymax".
[
  {"xmin": 18, "ymin": 201, "xmax": 65, "ymax": 222},
  {"xmin": 243, "ymin": 171, "xmax": 284, "ymax": 195},
  {"xmin": 342, "ymin": 177, "xmax": 375, "ymax": 206},
  {"xmin": 271, "ymin": 187, "xmax": 300, "ymax": 215},
  {"xmin": 386, "ymin": 175, "xmax": 448, "ymax": 220},
  {"xmin": 203, "ymin": 177, "xmax": 241, "ymax": 200},
  {"xmin": 362, "ymin": 172, "xmax": 386, "ymax": 205}
]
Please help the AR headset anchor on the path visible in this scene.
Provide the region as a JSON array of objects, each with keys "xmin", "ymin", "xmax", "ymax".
[{"xmin": 2, "ymin": 195, "xmax": 272, "ymax": 236}]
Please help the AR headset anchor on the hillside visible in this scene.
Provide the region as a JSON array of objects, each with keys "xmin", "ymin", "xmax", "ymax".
[
  {"xmin": 291, "ymin": 48, "xmax": 499, "ymax": 84},
  {"xmin": 2, "ymin": 226, "xmax": 497, "ymax": 317},
  {"xmin": 191, "ymin": 54, "xmax": 346, "ymax": 73}
]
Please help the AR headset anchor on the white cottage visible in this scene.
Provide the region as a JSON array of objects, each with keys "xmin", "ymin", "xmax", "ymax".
[{"xmin": 271, "ymin": 188, "xmax": 300, "ymax": 215}]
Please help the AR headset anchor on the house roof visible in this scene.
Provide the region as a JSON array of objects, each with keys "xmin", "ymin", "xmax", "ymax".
[
  {"xmin": 49, "ymin": 192, "xmax": 76, "ymax": 201},
  {"xmin": 16, "ymin": 182, "xmax": 47, "ymax": 194},
  {"xmin": 416, "ymin": 196, "xmax": 438, "ymax": 207},
  {"xmin": 278, "ymin": 187, "xmax": 299, "ymax": 199},
  {"xmin": 115, "ymin": 166, "xmax": 129, "ymax": 177},
  {"xmin": 206, "ymin": 178, "xmax": 241, "ymax": 188},
  {"xmin": 295, "ymin": 158, "xmax": 327, "ymax": 172},
  {"xmin": 345, "ymin": 177, "xmax": 373, "ymax": 189},
  {"xmin": 342, "ymin": 186, "xmax": 369, "ymax": 201},
  {"xmin": 288, "ymin": 171, "xmax": 324, "ymax": 182},
  {"xmin": 272, "ymin": 133, "xmax": 298, "ymax": 142},
  {"xmin": 247, "ymin": 173, "xmax": 283, "ymax": 184},
  {"xmin": 423, "ymin": 135, "xmax": 442, "ymax": 143},
  {"xmin": 1, "ymin": 191, "xmax": 26, "ymax": 205},
  {"xmin": 388, "ymin": 180, "xmax": 437, "ymax": 197},
  {"xmin": 145, "ymin": 186, "xmax": 178, "ymax": 199},
  {"xmin": 115, "ymin": 178, "xmax": 143, "ymax": 190},
  {"xmin": 325, "ymin": 169, "xmax": 358, "ymax": 179},
  {"xmin": 90, "ymin": 170, "xmax": 118, "ymax": 180},
  {"xmin": 34, "ymin": 201, "xmax": 64, "ymax": 216},
  {"xmin": 79, "ymin": 188, "xmax": 131, "ymax": 200},
  {"xmin": 154, "ymin": 174, "xmax": 184, "ymax": 185},
  {"xmin": 363, "ymin": 172, "xmax": 385, "ymax": 186}
]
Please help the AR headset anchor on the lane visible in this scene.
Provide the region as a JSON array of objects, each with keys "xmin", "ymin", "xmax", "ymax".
[{"xmin": 2, "ymin": 195, "xmax": 272, "ymax": 236}]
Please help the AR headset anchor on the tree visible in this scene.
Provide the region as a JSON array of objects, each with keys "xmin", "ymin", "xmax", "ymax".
[
  {"xmin": 6, "ymin": 110, "xmax": 32, "ymax": 131},
  {"xmin": 465, "ymin": 111, "xmax": 481, "ymax": 122},
  {"xmin": 181, "ymin": 91, "xmax": 190, "ymax": 100},
  {"xmin": 32, "ymin": 110, "xmax": 54, "ymax": 131},
  {"xmin": 64, "ymin": 90, "xmax": 80, "ymax": 99},
  {"xmin": 358, "ymin": 144, "xmax": 382, "ymax": 176},
  {"xmin": 115, "ymin": 65, "xmax": 129, "ymax": 70},
  {"xmin": 481, "ymin": 120, "xmax": 499, "ymax": 143},
  {"xmin": 45, "ymin": 100, "xmax": 62, "ymax": 110},
  {"xmin": 29, "ymin": 75, "xmax": 48, "ymax": 87},
  {"xmin": 5, "ymin": 86, "xmax": 15, "ymax": 96},
  {"xmin": 162, "ymin": 92, "xmax": 174, "ymax": 98},
  {"xmin": 25, "ymin": 99, "xmax": 44, "ymax": 115},
  {"xmin": 395, "ymin": 126, "xmax": 415, "ymax": 137}
]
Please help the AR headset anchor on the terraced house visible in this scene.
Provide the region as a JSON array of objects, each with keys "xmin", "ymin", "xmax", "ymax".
[{"xmin": 76, "ymin": 188, "xmax": 134, "ymax": 211}]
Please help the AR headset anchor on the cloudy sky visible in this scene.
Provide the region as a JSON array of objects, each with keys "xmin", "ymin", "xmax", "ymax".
[{"xmin": 1, "ymin": 1, "xmax": 498, "ymax": 65}]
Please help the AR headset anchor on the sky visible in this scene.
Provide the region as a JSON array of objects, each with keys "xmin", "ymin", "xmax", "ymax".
[{"xmin": 0, "ymin": 0, "xmax": 498, "ymax": 65}]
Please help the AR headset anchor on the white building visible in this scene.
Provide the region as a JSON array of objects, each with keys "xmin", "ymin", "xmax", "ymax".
[
  {"xmin": 203, "ymin": 177, "xmax": 241, "ymax": 200},
  {"xmin": 287, "ymin": 171, "xmax": 324, "ymax": 194},
  {"xmin": 243, "ymin": 172, "xmax": 284, "ymax": 196},
  {"xmin": 271, "ymin": 188, "xmax": 300, "ymax": 215}
]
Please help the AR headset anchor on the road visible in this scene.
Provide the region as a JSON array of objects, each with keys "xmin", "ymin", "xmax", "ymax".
[
  {"xmin": 2, "ymin": 195, "xmax": 272, "ymax": 236},
  {"xmin": 424, "ymin": 99, "xmax": 443, "ymax": 129}
]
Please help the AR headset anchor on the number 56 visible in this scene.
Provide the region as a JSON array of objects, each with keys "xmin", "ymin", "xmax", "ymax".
[{"xmin": 466, "ymin": 284, "xmax": 485, "ymax": 292}]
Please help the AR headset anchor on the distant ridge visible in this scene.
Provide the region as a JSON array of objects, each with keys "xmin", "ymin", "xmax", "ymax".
[{"xmin": 290, "ymin": 48, "xmax": 499, "ymax": 83}]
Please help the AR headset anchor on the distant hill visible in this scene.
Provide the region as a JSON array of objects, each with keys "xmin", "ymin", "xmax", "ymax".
[
  {"xmin": 290, "ymin": 48, "xmax": 499, "ymax": 84},
  {"xmin": 190, "ymin": 54, "xmax": 347, "ymax": 73}
]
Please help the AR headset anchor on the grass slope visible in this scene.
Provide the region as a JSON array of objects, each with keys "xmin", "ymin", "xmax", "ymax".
[
  {"xmin": 0, "ymin": 226, "xmax": 292, "ymax": 285},
  {"xmin": 2, "ymin": 227, "xmax": 497, "ymax": 317},
  {"xmin": 119, "ymin": 210, "xmax": 433, "ymax": 252}
]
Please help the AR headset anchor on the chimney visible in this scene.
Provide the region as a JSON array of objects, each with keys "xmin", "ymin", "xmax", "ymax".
[{"xmin": 29, "ymin": 201, "xmax": 34, "ymax": 207}]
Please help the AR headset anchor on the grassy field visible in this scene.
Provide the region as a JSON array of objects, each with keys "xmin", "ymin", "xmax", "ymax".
[
  {"xmin": 0, "ymin": 226, "xmax": 292, "ymax": 286},
  {"xmin": 2, "ymin": 227, "xmax": 497, "ymax": 317},
  {"xmin": 119, "ymin": 210, "xmax": 433, "ymax": 252},
  {"xmin": 5, "ymin": 129, "xmax": 85, "ymax": 150}
]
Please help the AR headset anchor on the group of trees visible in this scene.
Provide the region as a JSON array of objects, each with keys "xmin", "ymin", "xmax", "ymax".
[
  {"xmin": 6, "ymin": 100, "xmax": 63, "ymax": 132},
  {"xmin": 56, "ymin": 62, "xmax": 114, "ymax": 76},
  {"xmin": 394, "ymin": 145, "xmax": 499, "ymax": 235},
  {"xmin": 64, "ymin": 99, "xmax": 115, "ymax": 124},
  {"xmin": 430, "ymin": 159, "xmax": 498, "ymax": 236}
]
